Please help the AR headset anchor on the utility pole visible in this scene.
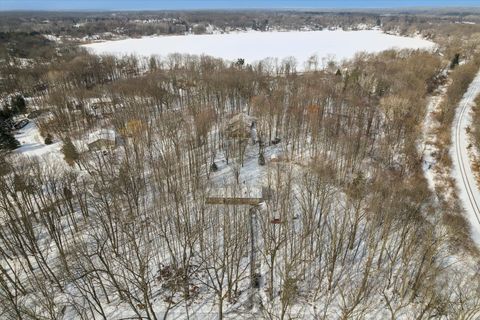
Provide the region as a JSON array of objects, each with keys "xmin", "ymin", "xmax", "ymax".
[
  {"xmin": 249, "ymin": 205, "xmax": 261, "ymax": 310},
  {"xmin": 205, "ymin": 196, "xmax": 264, "ymax": 310}
]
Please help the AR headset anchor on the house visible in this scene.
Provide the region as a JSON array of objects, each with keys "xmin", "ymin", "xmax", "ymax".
[
  {"xmin": 225, "ymin": 113, "xmax": 256, "ymax": 140},
  {"xmin": 87, "ymin": 129, "xmax": 117, "ymax": 151},
  {"xmin": 205, "ymin": 185, "xmax": 273, "ymax": 205},
  {"xmin": 85, "ymin": 98, "xmax": 114, "ymax": 118}
]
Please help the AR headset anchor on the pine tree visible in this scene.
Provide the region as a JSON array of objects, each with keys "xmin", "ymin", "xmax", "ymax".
[
  {"xmin": 10, "ymin": 95, "xmax": 26, "ymax": 115},
  {"xmin": 0, "ymin": 127, "xmax": 20, "ymax": 150},
  {"xmin": 44, "ymin": 133, "xmax": 53, "ymax": 145},
  {"xmin": 258, "ymin": 152, "xmax": 265, "ymax": 165},
  {"xmin": 62, "ymin": 138, "xmax": 79, "ymax": 166},
  {"xmin": 210, "ymin": 161, "xmax": 219, "ymax": 172},
  {"xmin": 450, "ymin": 53, "xmax": 460, "ymax": 69},
  {"xmin": 235, "ymin": 58, "xmax": 245, "ymax": 67}
]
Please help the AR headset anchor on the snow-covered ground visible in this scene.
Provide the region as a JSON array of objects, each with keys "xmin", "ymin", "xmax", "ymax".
[
  {"xmin": 451, "ymin": 69, "xmax": 480, "ymax": 246},
  {"xmin": 83, "ymin": 29, "xmax": 436, "ymax": 69},
  {"xmin": 13, "ymin": 121, "xmax": 66, "ymax": 170}
]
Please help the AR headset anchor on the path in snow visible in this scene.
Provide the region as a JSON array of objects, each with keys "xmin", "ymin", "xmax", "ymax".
[{"xmin": 451, "ymin": 69, "xmax": 480, "ymax": 245}]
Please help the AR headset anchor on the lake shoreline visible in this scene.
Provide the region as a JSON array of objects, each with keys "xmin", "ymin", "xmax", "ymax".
[{"xmin": 83, "ymin": 29, "xmax": 436, "ymax": 70}]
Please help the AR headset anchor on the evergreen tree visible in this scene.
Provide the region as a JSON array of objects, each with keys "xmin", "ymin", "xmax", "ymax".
[
  {"xmin": 210, "ymin": 161, "xmax": 219, "ymax": 172},
  {"xmin": 0, "ymin": 104, "xmax": 12, "ymax": 119},
  {"xmin": 258, "ymin": 152, "xmax": 266, "ymax": 166},
  {"xmin": 62, "ymin": 138, "xmax": 79, "ymax": 166},
  {"xmin": 450, "ymin": 53, "xmax": 460, "ymax": 69},
  {"xmin": 44, "ymin": 133, "xmax": 53, "ymax": 145},
  {"xmin": 235, "ymin": 58, "xmax": 245, "ymax": 67},
  {"xmin": 0, "ymin": 127, "xmax": 20, "ymax": 150},
  {"xmin": 10, "ymin": 95, "xmax": 26, "ymax": 115}
]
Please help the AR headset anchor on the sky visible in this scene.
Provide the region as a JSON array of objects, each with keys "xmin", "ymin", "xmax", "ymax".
[{"xmin": 1, "ymin": 0, "xmax": 480, "ymax": 11}]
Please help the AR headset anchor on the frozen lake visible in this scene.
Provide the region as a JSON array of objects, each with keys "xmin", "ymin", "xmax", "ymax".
[{"xmin": 83, "ymin": 29, "xmax": 436, "ymax": 68}]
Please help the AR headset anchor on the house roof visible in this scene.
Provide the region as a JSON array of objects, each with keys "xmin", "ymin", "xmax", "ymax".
[
  {"xmin": 87, "ymin": 129, "xmax": 116, "ymax": 144},
  {"xmin": 225, "ymin": 113, "xmax": 256, "ymax": 139}
]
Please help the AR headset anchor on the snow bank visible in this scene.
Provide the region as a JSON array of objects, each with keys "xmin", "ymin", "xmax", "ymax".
[{"xmin": 83, "ymin": 29, "xmax": 436, "ymax": 69}]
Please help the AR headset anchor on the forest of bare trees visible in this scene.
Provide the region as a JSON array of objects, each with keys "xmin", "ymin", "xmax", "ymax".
[{"xmin": 1, "ymin": 10, "xmax": 480, "ymax": 320}]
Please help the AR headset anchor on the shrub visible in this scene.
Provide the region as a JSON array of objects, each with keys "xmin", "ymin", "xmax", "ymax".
[
  {"xmin": 10, "ymin": 95, "xmax": 26, "ymax": 114},
  {"xmin": 44, "ymin": 133, "xmax": 53, "ymax": 145},
  {"xmin": 0, "ymin": 127, "xmax": 20, "ymax": 150}
]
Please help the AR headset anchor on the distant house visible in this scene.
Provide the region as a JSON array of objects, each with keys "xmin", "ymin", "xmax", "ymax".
[
  {"xmin": 225, "ymin": 113, "xmax": 256, "ymax": 140},
  {"xmin": 87, "ymin": 129, "xmax": 117, "ymax": 151},
  {"xmin": 85, "ymin": 98, "xmax": 114, "ymax": 118},
  {"xmin": 205, "ymin": 185, "xmax": 273, "ymax": 205}
]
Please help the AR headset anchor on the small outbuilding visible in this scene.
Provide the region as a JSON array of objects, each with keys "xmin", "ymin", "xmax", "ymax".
[
  {"xmin": 225, "ymin": 113, "xmax": 256, "ymax": 140},
  {"xmin": 87, "ymin": 129, "xmax": 117, "ymax": 151}
]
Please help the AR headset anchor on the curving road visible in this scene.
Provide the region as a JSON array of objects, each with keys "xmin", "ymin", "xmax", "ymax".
[{"xmin": 452, "ymin": 69, "xmax": 480, "ymax": 244}]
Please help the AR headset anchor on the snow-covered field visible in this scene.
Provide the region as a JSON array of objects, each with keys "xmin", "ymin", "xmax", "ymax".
[
  {"xmin": 14, "ymin": 122, "xmax": 63, "ymax": 162},
  {"xmin": 83, "ymin": 29, "xmax": 436, "ymax": 68}
]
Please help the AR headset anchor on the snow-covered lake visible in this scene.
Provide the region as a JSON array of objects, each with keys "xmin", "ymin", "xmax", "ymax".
[{"xmin": 83, "ymin": 29, "xmax": 436, "ymax": 68}]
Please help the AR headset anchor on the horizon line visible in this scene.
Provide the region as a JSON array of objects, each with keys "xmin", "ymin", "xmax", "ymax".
[{"xmin": 2, "ymin": 6, "xmax": 480, "ymax": 13}]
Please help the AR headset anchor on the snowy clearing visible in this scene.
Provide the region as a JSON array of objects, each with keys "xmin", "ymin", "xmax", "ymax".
[
  {"xmin": 451, "ymin": 69, "xmax": 480, "ymax": 246},
  {"xmin": 13, "ymin": 121, "xmax": 66, "ymax": 170},
  {"xmin": 83, "ymin": 29, "xmax": 436, "ymax": 69}
]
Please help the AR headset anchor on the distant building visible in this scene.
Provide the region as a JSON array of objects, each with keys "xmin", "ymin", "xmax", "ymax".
[
  {"xmin": 85, "ymin": 98, "xmax": 114, "ymax": 118},
  {"xmin": 87, "ymin": 129, "xmax": 117, "ymax": 151},
  {"xmin": 225, "ymin": 113, "xmax": 256, "ymax": 140},
  {"xmin": 205, "ymin": 185, "xmax": 273, "ymax": 205}
]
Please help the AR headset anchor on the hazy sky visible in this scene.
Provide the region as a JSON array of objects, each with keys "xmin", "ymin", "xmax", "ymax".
[{"xmin": 1, "ymin": 0, "xmax": 480, "ymax": 11}]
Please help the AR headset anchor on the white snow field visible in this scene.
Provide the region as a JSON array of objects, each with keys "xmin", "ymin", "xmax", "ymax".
[
  {"xmin": 14, "ymin": 121, "xmax": 65, "ymax": 166},
  {"xmin": 83, "ymin": 29, "xmax": 436, "ymax": 68}
]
